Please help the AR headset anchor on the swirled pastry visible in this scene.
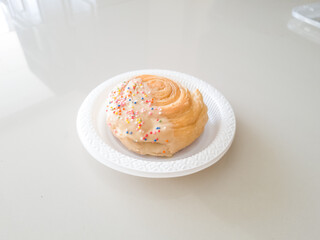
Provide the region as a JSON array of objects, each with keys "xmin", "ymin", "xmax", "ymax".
[{"xmin": 106, "ymin": 75, "xmax": 208, "ymax": 157}]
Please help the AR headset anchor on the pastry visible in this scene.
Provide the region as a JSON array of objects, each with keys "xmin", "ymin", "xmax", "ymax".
[{"xmin": 106, "ymin": 74, "xmax": 208, "ymax": 157}]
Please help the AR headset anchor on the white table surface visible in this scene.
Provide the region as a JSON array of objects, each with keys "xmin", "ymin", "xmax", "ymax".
[{"xmin": 1, "ymin": 0, "xmax": 320, "ymax": 239}]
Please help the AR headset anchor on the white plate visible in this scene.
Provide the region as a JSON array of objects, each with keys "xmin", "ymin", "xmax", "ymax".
[{"xmin": 77, "ymin": 70, "xmax": 236, "ymax": 178}]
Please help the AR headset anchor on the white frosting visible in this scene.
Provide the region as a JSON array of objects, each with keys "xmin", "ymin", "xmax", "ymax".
[{"xmin": 106, "ymin": 78, "xmax": 173, "ymax": 155}]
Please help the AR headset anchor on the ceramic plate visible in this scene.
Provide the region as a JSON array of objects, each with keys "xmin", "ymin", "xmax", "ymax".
[{"xmin": 77, "ymin": 70, "xmax": 236, "ymax": 178}]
